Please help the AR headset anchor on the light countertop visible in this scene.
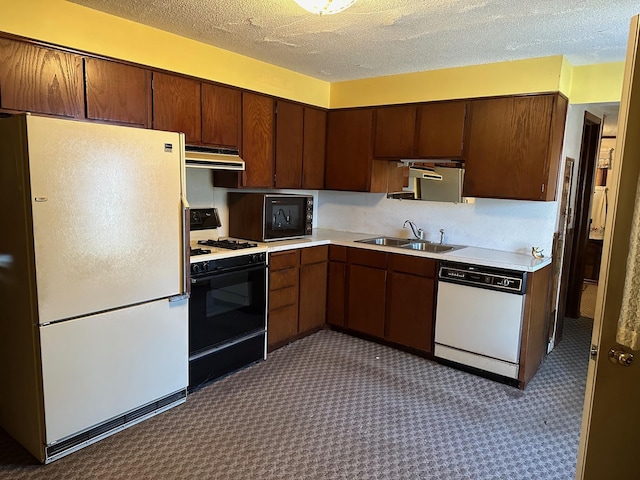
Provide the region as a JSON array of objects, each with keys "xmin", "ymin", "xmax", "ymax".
[{"xmin": 199, "ymin": 229, "xmax": 551, "ymax": 272}]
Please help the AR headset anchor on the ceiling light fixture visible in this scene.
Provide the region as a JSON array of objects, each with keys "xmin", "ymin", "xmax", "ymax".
[{"xmin": 294, "ymin": 0, "xmax": 356, "ymax": 15}]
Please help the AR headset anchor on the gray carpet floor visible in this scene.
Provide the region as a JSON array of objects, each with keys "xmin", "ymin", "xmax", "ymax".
[{"xmin": 0, "ymin": 317, "xmax": 592, "ymax": 480}]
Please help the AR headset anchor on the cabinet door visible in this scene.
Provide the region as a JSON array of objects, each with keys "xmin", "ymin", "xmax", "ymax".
[
  {"xmin": 201, "ymin": 83, "xmax": 241, "ymax": 149},
  {"xmin": 243, "ymin": 92, "xmax": 275, "ymax": 188},
  {"xmin": 373, "ymin": 105, "xmax": 416, "ymax": 158},
  {"xmin": 325, "ymin": 109, "xmax": 374, "ymax": 191},
  {"xmin": 85, "ymin": 58, "xmax": 151, "ymax": 127},
  {"xmin": 464, "ymin": 95, "xmax": 554, "ymax": 200},
  {"xmin": 302, "ymin": 107, "xmax": 326, "ymax": 189},
  {"xmin": 347, "ymin": 264, "xmax": 386, "ymax": 338},
  {"xmin": 386, "ymin": 272, "xmax": 435, "ymax": 352},
  {"xmin": 268, "ymin": 250, "xmax": 300, "ymax": 349},
  {"xmin": 0, "ymin": 39, "xmax": 83, "ymax": 118},
  {"xmin": 414, "ymin": 101, "xmax": 467, "ymax": 158},
  {"xmin": 327, "ymin": 246, "xmax": 347, "ymax": 327},
  {"xmin": 275, "ymin": 100, "xmax": 303, "ymax": 188},
  {"xmin": 152, "ymin": 72, "xmax": 201, "ymax": 144},
  {"xmin": 299, "ymin": 261, "xmax": 328, "ymax": 332}
]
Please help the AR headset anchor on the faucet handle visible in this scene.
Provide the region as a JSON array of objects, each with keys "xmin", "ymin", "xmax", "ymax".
[{"xmin": 439, "ymin": 229, "xmax": 445, "ymax": 245}]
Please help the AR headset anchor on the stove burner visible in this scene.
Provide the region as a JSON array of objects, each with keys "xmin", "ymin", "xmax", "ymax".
[
  {"xmin": 198, "ymin": 239, "xmax": 258, "ymax": 250},
  {"xmin": 190, "ymin": 247, "xmax": 212, "ymax": 256}
]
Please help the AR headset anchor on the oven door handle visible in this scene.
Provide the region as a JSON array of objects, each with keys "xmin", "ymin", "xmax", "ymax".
[{"xmin": 190, "ymin": 264, "xmax": 267, "ymax": 285}]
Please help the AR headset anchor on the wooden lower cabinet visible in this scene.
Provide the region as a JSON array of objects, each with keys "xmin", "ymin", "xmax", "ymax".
[
  {"xmin": 385, "ymin": 254, "xmax": 437, "ymax": 352},
  {"xmin": 299, "ymin": 246, "xmax": 328, "ymax": 332},
  {"xmin": 346, "ymin": 249, "xmax": 388, "ymax": 338},
  {"xmin": 327, "ymin": 246, "xmax": 347, "ymax": 327},
  {"xmin": 268, "ymin": 250, "xmax": 300, "ymax": 349},
  {"xmin": 268, "ymin": 246, "xmax": 328, "ymax": 350}
]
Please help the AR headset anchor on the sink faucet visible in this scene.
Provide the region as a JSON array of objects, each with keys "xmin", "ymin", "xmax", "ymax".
[
  {"xmin": 439, "ymin": 228, "xmax": 445, "ymax": 245},
  {"xmin": 403, "ymin": 220, "xmax": 427, "ymax": 240}
]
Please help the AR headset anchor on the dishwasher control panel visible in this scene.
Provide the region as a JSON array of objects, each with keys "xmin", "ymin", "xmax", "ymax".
[{"xmin": 438, "ymin": 262, "xmax": 526, "ymax": 294}]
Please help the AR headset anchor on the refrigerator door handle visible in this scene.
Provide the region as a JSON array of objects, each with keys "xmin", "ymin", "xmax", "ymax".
[{"xmin": 181, "ymin": 194, "xmax": 191, "ymax": 298}]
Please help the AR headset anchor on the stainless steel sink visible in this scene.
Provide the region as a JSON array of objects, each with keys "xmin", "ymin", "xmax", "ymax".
[
  {"xmin": 399, "ymin": 242, "xmax": 463, "ymax": 253},
  {"xmin": 355, "ymin": 236, "xmax": 464, "ymax": 254},
  {"xmin": 355, "ymin": 237, "xmax": 412, "ymax": 247}
]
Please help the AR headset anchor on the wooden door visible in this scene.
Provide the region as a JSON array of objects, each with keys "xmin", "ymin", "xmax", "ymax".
[
  {"xmin": 327, "ymin": 246, "xmax": 347, "ymax": 327},
  {"xmin": 325, "ymin": 109, "xmax": 374, "ymax": 191},
  {"xmin": 152, "ymin": 72, "xmax": 201, "ymax": 144},
  {"xmin": 346, "ymin": 249, "xmax": 387, "ymax": 338},
  {"xmin": 0, "ymin": 39, "xmax": 83, "ymax": 118},
  {"xmin": 275, "ymin": 100, "xmax": 303, "ymax": 188},
  {"xmin": 298, "ymin": 246, "xmax": 328, "ymax": 332},
  {"xmin": 464, "ymin": 95, "xmax": 554, "ymax": 200},
  {"xmin": 243, "ymin": 92, "xmax": 274, "ymax": 188},
  {"xmin": 414, "ymin": 101, "xmax": 467, "ymax": 159},
  {"xmin": 577, "ymin": 15, "xmax": 640, "ymax": 479},
  {"xmin": 201, "ymin": 83, "xmax": 241, "ymax": 149},
  {"xmin": 373, "ymin": 105, "xmax": 416, "ymax": 158},
  {"xmin": 85, "ymin": 58, "xmax": 151, "ymax": 127},
  {"xmin": 385, "ymin": 254, "xmax": 436, "ymax": 352},
  {"xmin": 302, "ymin": 107, "xmax": 326, "ymax": 189}
]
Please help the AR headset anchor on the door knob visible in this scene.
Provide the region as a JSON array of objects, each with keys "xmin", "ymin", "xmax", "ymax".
[{"xmin": 609, "ymin": 346, "xmax": 635, "ymax": 367}]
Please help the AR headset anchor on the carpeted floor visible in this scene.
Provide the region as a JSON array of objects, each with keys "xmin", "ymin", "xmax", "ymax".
[
  {"xmin": 580, "ymin": 282, "xmax": 598, "ymax": 319},
  {"xmin": 0, "ymin": 317, "xmax": 592, "ymax": 480}
]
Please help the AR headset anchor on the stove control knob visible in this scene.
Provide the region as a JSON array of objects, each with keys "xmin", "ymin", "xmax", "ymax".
[
  {"xmin": 201, "ymin": 261, "xmax": 209, "ymax": 272},
  {"xmin": 191, "ymin": 263, "xmax": 201, "ymax": 274}
]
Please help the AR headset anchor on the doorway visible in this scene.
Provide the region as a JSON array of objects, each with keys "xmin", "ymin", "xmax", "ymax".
[{"xmin": 563, "ymin": 112, "xmax": 602, "ymax": 321}]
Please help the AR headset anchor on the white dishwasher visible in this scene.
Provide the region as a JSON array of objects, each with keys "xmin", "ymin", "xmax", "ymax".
[{"xmin": 434, "ymin": 261, "xmax": 527, "ymax": 380}]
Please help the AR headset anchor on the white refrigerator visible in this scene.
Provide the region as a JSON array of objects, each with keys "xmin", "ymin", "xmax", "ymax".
[{"xmin": 0, "ymin": 114, "xmax": 189, "ymax": 463}]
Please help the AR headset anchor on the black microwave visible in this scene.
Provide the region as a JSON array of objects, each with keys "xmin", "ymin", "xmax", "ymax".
[{"xmin": 227, "ymin": 193, "xmax": 313, "ymax": 242}]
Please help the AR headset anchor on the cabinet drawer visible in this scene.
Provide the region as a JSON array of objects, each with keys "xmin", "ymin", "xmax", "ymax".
[
  {"xmin": 270, "ymin": 267, "xmax": 298, "ymax": 290},
  {"xmin": 348, "ymin": 248, "xmax": 387, "ymax": 269},
  {"xmin": 270, "ymin": 250, "xmax": 300, "ymax": 270},
  {"xmin": 269, "ymin": 286, "xmax": 298, "ymax": 311},
  {"xmin": 268, "ymin": 304, "xmax": 298, "ymax": 346},
  {"xmin": 301, "ymin": 245, "xmax": 329, "ymax": 265},
  {"xmin": 389, "ymin": 254, "xmax": 437, "ymax": 278},
  {"xmin": 329, "ymin": 245, "xmax": 347, "ymax": 262}
]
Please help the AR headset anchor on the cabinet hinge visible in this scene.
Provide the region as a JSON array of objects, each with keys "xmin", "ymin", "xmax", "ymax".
[{"xmin": 590, "ymin": 344, "xmax": 598, "ymax": 360}]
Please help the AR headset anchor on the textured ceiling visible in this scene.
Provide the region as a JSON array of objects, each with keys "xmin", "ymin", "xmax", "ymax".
[{"xmin": 68, "ymin": 0, "xmax": 638, "ymax": 82}]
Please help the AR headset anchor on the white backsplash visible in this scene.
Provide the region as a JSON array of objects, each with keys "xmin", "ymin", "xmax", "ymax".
[
  {"xmin": 187, "ymin": 168, "xmax": 558, "ymax": 255},
  {"xmin": 317, "ymin": 191, "xmax": 558, "ymax": 256}
]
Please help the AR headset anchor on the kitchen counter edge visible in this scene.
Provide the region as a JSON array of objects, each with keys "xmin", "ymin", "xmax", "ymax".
[{"xmin": 262, "ymin": 229, "xmax": 551, "ymax": 273}]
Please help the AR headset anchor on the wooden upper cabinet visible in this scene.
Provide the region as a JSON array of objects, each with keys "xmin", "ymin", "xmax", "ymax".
[
  {"xmin": 275, "ymin": 100, "xmax": 304, "ymax": 188},
  {"xmin": 302, "ymin": 107, "xmax": 326, "ymax": 189},
  {"xmin": 201, "ymin": 83, "xmax": 241, "ymax": 149},
  {"xmin": 373, "ymin": 105, "xmax": 416, "ymax": 158},
  {"xmin": 464, "ymin": 94, "xmax": 567, "ymax": 201},
  {"xmin": 414, "ymin": 101, "xmax": 468, "ymax": 159},
  {"xmin": 326, "ymin": 109, "xmax": 372, "ymax": 191},
  {"xmin": 152, "ymin": 72, "xmax": 201, "ymax": 144},
  {"xmin": 0, "ymin": 39, "xmax": 83, "ymax": 118},
  {"xmin": 85, "ymin": 58, "xmax": 151, "ymax": 127},
  {"xmin": 243, "ymin": 92, "xmax": 275, "ymax": 188}
]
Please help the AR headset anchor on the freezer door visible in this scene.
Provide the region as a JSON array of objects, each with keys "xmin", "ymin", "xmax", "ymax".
[
  {"xmin": 39, "ymin": 298, "xmax": 188, "ymax": 444},
  {"xmin": 26, "ymin": 116, "xmax": 185, "ymax": 324}
]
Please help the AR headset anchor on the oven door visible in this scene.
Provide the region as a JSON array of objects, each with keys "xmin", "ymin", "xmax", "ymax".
[{"xmin": 189, "ymin": 263, "xmax": 267, "ymax": 357}]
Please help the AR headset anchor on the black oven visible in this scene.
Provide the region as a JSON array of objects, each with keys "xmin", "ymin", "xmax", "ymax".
[{"xmin": 188, "ymin": 252, "xmax": 267, "ymax": 391}]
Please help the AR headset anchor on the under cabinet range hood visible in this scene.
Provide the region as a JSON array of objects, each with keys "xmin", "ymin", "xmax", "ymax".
[{"xmin": 184, "ymin": 146, "xmax": 245, "ymax": 171}]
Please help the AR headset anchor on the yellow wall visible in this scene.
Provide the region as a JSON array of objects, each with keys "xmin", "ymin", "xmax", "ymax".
[
  {"xmin": 0, "ymin": 0, "xmax": 331, "ymax": 107},
  {"xmin": 569, "ymin": 62, "xmax": 625, "ymax": 104},
  {"xmin": 330, "ymin": 56, "xmax": 567, "ymax": 108},
  {"xmin": 0, "ymin": 0, "xmax": 625, "ymax": 108}
]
